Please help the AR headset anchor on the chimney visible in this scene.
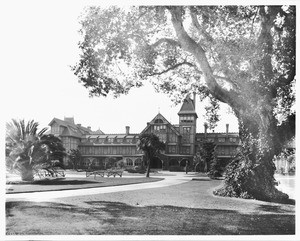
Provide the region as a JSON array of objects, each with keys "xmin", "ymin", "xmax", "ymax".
[
  {"xmin": 204, "ymin": 123, "xmax": 208, "ymax": 138},
  {"xmin": 193, "ymin": 92, "xmax": 196, "ymax": 109},
  {"xmin": 126, "ymin": 126, "xmax": 130, "ymax": 135},
  {"xmin": 87, "ymin": 126, "xmax": 91, "ymax": 130},
  {"xmin": 226, "ymin": 124, "xmax": 229, "ymax": 137},
  {"xmin": 77, "ymin": 124, "xmax": 81, "ymax": 127}
]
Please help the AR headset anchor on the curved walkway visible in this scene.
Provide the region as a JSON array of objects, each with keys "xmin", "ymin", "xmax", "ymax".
[{"xmin": 6, "ymin": 172, "xmax": 199, "ymax": 202}]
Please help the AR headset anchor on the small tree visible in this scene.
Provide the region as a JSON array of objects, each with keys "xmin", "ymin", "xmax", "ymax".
[
  {"xmin": 69, "ymin": 149, "xmax": 82, "ymax": 170},
  {"xmin": 137, "ymin": 133, "xmax": 165, "ymax": 177},
  {"xmin": 6, "ymin": 119, "xmax": 48, "ymax": 181},
  {"xmin": 198, "ymin": 140, "xmax": 217, "ymax": 173}
]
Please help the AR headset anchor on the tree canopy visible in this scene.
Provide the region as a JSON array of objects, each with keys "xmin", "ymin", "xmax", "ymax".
[
  {"xmin": 73, "ymin": 6, "xmax": 295, "ymax": 130},
  {"xmin": 72, "ymin": 5, "xmax": 295, "ymax": 200}
]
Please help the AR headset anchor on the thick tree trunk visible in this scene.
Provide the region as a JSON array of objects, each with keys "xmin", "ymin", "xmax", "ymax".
[{"xmin": 214, "ymin": 109, "xmax": 290, "ymax": 201}]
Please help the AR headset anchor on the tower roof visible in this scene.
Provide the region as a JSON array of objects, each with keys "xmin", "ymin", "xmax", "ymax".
[{"xmin": 178, "ymin": 95, "xmax": 198, "ymax": 117}]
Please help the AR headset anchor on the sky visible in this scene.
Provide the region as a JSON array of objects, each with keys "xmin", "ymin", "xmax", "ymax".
[{"xmin": 1, "ymin": 1, "xmax": 239, "ymax": 135}]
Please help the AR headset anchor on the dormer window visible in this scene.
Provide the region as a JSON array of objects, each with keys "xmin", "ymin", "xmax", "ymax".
[{"xmin": 154, "ymin": 118, "xmax": 164, "ymax": 124}]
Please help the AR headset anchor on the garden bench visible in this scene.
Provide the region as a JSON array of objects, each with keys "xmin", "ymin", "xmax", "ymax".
[
  {"xmin": 106, "ymin": 169, "xmax": 123, "ymax": 177},
  {"xmin": 86, "ymin": 170, "xmax": 106, "ymax": 179},
  {"xmin": 86, "ymin": 169, "xmax": 123, "ymax": 179},
  {"xmin": 35, "ymin": 168, "xmax": 65, "ymax": 178}
]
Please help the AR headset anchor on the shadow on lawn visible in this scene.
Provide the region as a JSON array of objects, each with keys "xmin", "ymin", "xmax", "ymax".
[{"xmin": 6, "ymin": 200, "xmax": 295, "ymax": 235}]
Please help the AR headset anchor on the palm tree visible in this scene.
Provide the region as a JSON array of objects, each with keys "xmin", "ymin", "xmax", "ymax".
[
  {"xmin": 6, "ymin": 119, "xmax": 49, "ymax": 181},
  {"xmin": 137, "ymin": 133, "xmax": 165, "ymax": 177}
]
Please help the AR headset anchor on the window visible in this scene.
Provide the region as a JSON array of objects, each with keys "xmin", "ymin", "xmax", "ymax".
[
  {"xmin": 180, "ymin": 116, "xmax": 194, "ymax": 123},
  {"xmin": 154, "ymin": 125, "xmax": 166, "ymax": 131},
  {"xmin": 154, "ymin": 118, "xmax": 163, "ymax": 123},
  {"xmin": 230, "ymin": 138, "xmax": 237, "ymax": 143},
  {"xmin": 134, "ymin": 158, "xmax": 142, "ymax": 166},
  {"xmin": 126, "ymin": 158, "xmax": 133, "ymax": 166},
  {"xmin": 94, "ymin": 160, "xmax": 101, "ymax": 166},
  {"xmin": 168, "ymin": 134, "xmax": 177, "ymax": 143},
  {"xmin": 182, "ymin": 136, "xmax": 190, "ymax": 143},
  {"xmin": 183, "ymin": 127, "xmax": 191, "ymax": 134},
  {"xmin": 168, "ymin": 145, "xmax": 176, "ymax": 153},
  {"xmin": 181, "ymin": 146, "xmax": 190, "ymax": 154},
  {"xmin": 218, "ymin": 146, "xmax": 225, "ymax": 155},
  {"xmin": 83, "ymin": 159, "xmax": 90, "ymax": 167},
  {"xmin": 218, "ymin": 138, "xmax": 225, "ymax": 143},
  {"xmin": 51, "ymin": 124, "xmax": 60, "ymax": 134}
]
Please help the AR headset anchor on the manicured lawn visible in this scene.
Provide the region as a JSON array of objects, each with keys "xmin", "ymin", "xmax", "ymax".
[
  {"xmin": 6, "ymin": 179, "xmax": 295, "ymax": 235},
  {"xmin": 6, "ymin": 200, "xmax": 294, "ymax": 235}
]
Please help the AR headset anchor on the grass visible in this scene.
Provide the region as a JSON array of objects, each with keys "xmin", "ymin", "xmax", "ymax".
[
  {"xmin": 6, "ymin": 200, "xmax": 294, "ymax": 235},
  {"xmin": 6, "ymin": 179, "xmax": 295, "ymax": 235}
]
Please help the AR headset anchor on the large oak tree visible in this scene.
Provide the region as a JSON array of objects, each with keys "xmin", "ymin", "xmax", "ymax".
[{"xmin": 72, "ymin": 6, "xmax": 295, "ymax": 201}]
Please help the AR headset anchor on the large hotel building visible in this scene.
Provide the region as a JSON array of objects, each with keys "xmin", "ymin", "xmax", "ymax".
[{"xmin": 49, "ymin": 94, "xmax": 240, "ymax": 170}]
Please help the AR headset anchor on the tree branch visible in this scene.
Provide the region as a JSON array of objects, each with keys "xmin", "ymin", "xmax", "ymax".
[
  {"xmin": 169, "ymin": 7, "xmax": 239, "ymax": 104},
  {"xmin": 148, "ymin": 61, "xmax": 196, "ymax": 76}
]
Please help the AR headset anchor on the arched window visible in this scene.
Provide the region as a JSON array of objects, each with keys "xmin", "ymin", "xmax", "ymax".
[
  {"xmin": 154, "ymin": 118, "xmax": 163, "ymax": 123},
  {"xmin": 126, "ymin": 158, "xmax": 133, "ymax": 166},
  {"xmin": 134, "ymin": 158, "xmax": 142, "ymax": 166}
]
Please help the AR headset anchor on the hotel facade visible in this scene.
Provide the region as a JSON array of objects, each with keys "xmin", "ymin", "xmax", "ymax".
[{"xmin": 49, "ymin": 95, "xmax": 240, "ymax": 170}]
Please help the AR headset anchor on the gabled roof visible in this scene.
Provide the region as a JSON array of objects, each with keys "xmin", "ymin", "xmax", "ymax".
[
  {"xmin": 48, "ymin": 117, "xmax": 104, "ymax": 138},
  {"xmin": 140, "ymin": 113, "xmax": 181, "ymax": 136},
  {"xmin": 178, "ymin": 95, "xmax": 198, "ymax": 117},
  {"xmin": 149, "ymin": 113, "xmax": 171, "ymax": 125}
]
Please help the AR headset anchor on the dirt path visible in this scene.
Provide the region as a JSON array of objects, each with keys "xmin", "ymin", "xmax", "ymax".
[{"xmin": 6, "ymin": 172, "xmax": 197, "ymax": 202}]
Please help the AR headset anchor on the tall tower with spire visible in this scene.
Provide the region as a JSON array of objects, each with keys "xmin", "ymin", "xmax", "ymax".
[{"xmin": 178, "ymin": 93, "xmax": 198, "ymax": 155}]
